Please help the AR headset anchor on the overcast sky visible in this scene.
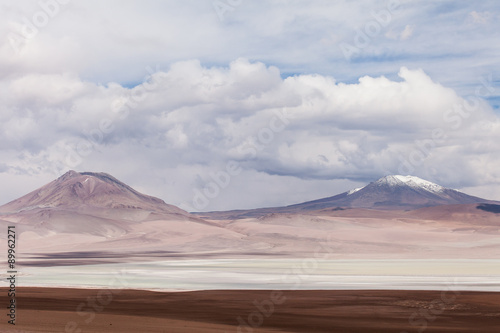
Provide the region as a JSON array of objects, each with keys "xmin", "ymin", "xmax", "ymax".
[{"xmin": 1, "ymin": 0, "xmax": 499, "ymax": 211}]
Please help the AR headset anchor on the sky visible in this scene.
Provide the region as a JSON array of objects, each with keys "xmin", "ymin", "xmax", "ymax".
[{"xmin": 0, "ymin": 0, "xmax": 499, "ymax": 211}]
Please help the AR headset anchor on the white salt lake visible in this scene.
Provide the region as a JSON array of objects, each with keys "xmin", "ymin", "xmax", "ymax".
[{"xmin": 2, "ymin": 259, "xmax": 500, "ymax": 291}]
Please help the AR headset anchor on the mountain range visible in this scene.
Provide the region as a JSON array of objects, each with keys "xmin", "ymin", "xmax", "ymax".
[
  {"xmin": 197, "ymin": 174, "xmax": 496, "ymax": 219},
  {"xmin": 1, "ymin": 171, "xmax": 499, "ymax": 261}
]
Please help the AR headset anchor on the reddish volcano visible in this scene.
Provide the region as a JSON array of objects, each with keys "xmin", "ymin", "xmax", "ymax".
[{"xmin": 0, "ymin": 170, "xmax": 186, "ymax": 215}]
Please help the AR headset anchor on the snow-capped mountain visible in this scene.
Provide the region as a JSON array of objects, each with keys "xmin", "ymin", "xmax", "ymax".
[
  {"xmin": 200, "ymin": 175, "xmax": 496, "ymax": 219},
  {"xmin": 371, "ymin": 175, "xmax": 445, "ymax": 193},
  {"xmin": 286, "ymin": 175, "xmax": 490, "ymax": 211}
]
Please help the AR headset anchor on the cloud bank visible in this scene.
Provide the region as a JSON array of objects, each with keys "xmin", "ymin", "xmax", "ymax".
[
  {"xmin": 0, "ymin": 58, "xmax": 498, "ymax": 210},
  {"xmin": 0, "ymin": 1, "xmax": 499, "ymax": 210}
]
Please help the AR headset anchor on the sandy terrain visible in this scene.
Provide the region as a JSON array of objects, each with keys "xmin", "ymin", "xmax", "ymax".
[
  {"xmin": 1, "ymin": 287, "xmax": 499, "ymax": 332},
  {"xmin": 5, "ymin": 208, "xmax": 499, "ymax": 262}
]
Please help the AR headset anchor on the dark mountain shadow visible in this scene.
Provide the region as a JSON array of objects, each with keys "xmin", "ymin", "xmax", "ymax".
[{"xmin": 477, "ymin": 203, "xmax": 500, "ymax": 214}]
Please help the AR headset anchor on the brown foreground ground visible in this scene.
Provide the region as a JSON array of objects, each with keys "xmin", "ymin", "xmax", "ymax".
[{"xmin": 1, "ymin": 288, "xmax": 499, "ymax": 332}]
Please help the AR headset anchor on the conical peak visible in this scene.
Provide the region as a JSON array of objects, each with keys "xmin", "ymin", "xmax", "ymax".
[
  {"xmin": 80, "ymin": 172, "xmax": 127, "ymax": 187},
  {"xmin": 57, "ymin": 170, "xmax": 81, "ymax": 182},
  {"xmin": 0, "ymin": 170, "xmax": 186, "ymax": 215},
  {"xmin": 57, "ymin": 171, "xmax": 126, "ymax": 190}
]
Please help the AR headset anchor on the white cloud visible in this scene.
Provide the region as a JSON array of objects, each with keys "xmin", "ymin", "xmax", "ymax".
[{"xmin": 0, "ymin": 58, "xmax": 498, "ymax": 210}]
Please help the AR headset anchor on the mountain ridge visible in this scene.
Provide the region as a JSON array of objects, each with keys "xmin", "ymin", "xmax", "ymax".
[
  {"xmin": 1, "ymin": 172, "xmax": 497, "ymax": 219},
  {"xmin": 196, "ymin": 175, "xmax": 497, "ymax": 219},
  {"xmin": 1, "ymin": 171, "xmax": 498, "ymax": 259}
]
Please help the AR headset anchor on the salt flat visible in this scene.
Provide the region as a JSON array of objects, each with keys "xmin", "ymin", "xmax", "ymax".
[{"xmin": 3, "ymin": 259, "xmax": 500, "ymax": 291}]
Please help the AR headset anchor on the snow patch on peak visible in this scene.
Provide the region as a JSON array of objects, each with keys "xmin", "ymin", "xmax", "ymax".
[
  {"xmin": 379, "ymin": 175, "xmax": 444, "ymax": 193},
  {"xmin": 347, "ymin": 187, "xmax": 364, "ymax": 195}
]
